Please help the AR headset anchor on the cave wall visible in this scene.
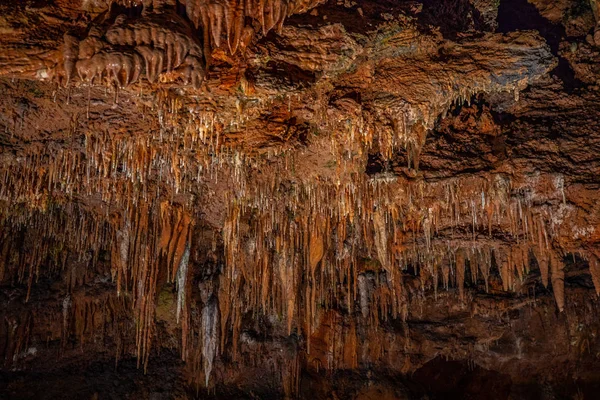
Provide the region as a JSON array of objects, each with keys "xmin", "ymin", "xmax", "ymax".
[{"xmin": 1, "ymin": 0, "xmax": 600, "ymax": 399}]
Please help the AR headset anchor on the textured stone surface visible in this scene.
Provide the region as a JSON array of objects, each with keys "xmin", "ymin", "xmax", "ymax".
[{"xmin": 1, "ymin": 1, "xmax": 600, "ymax": 399}]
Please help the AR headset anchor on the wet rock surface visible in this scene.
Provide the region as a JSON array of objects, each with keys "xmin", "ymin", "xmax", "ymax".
[{"xmin": 1, "ymin": 0, "xmax": 600, "ymax": 399}]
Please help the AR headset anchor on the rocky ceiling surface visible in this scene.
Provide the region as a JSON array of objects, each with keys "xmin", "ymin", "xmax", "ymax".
[{"xmin": 1, "ymin": 0, "xmax": 600, "ymax": 399}]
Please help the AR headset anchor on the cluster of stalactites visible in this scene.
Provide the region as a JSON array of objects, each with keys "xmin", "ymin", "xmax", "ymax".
[
  {"xmin": 215, "ymin": 173, "xmax": 597, "ymax": 361},
  {"xmin": 0, "ymin": 99, "xmax": 229, "ymax": 211},
  {"xmin": 106, "ymin": 0, "xmax": 325, "ymax": 58},
  {"xmin": 1, "ymin": 171, "xmax": 597, "ymax": 389},
  {"xmin": 1, "ymin": 273, "xmax": 134, "ymax": 369},
  {"xmin": 107, "ymin": 202, "xmax": 193, "ymax": 370},
  {"xmin": 0, "ymin": 201, "xmax": 195, "ymax": 370},
  {"xmin": 63, "ymin": 5, "xmax": 204, "ymax": 88},
  {"xmin": 186, "ymin": 0, "xmax": 285, "ymax": 56},
  {"xmin": 111, "ymin": 200, "xmax": 223, "ymax": 386},
  {"xmin": 330, "ymin": 95, "xmax": 428, "ymax": 170},
  {"xmin": 61, "ymin": 292, "xmax": 133, "ymax": 360},
  {"xmin": 0, "ymin": 204, "xmax": 113, "ymax": 301}
]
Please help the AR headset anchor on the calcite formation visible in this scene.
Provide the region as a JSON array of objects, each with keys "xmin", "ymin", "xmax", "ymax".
[{"xmin": 1, "ymin": 0, "xmax": 600, "ymax": 399}]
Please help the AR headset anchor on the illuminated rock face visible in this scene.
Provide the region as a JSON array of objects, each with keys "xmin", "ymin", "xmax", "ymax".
[{"xmin": 1, "ymin": 0, "xmax": 600, "ymax": 398}]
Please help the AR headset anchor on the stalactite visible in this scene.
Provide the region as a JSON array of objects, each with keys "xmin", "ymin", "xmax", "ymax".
[
  {"xmin": 550, "ymin": 252, "xmax": 565, "ymax": 312},
  {"xmin": 176, "ymin": 244, "xmax": 191, "ymax": 323},
  {"xmin": 282, "ymin": 351, "xmax": 301, "ymax": 400},
  {"xmin": 456, "ymin": 250, "xmax": 465, "ymax": 302},
  {"xmin": 61, "ymin": 294, "xmax": 72, "ymax": 347},
  {"xmin": 202, "ymin": 296, "xmax": 218, "ymax": 387},
  {"xmin": 306, "ymin": 221, "xmax": 324, "ymax": 353},
  {"xmin": 535, "ymin": 248, "xmax": 550, "ymax": 288},
  {"xmin": 588, "ymin": 251, "xmax": 600, "ymax": 297},
  {"xmin": 373, "ymin": 207, "xmax": 389, "ymax": 270},
  {"xmin": 1, "ymin": 313, "xmax": 32, "ymax": 368}
]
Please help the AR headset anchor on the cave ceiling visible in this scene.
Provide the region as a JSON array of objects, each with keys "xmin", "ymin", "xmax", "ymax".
[{"xmin": 1, "ymin": 0, "xmax": 600, "ymax": 399}]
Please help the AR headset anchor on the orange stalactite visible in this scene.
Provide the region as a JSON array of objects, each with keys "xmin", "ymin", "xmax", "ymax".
[
  {"xmin": 550, "ymin": 251, "xmax": 565, "ymax": 312},
  {"xmin": 589, "ymin": 250, "xmax": 600, "ymax": 297}
]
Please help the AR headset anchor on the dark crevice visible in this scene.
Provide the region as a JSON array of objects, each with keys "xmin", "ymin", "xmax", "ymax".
[
  {"xmin": 497, "ymin": 0, "xmax": 583, "ymax": 93},
  {"xmin": 411, "ymin": 356, "xmax": 513, "ymax": 400},
  {"xmin": 365, "ymin": 153, "xmax": 385, "ymax": 175},
  {"xmin": 420, "ymin": 0, "xmax": 486, "ymax": 39},
  {"xmin": 285, "ymin": 0, "xmax": 416, "ymax": 35}
]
